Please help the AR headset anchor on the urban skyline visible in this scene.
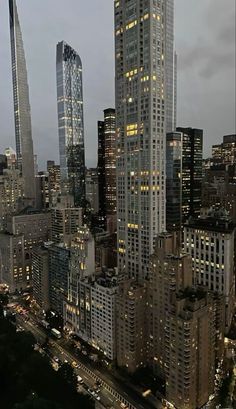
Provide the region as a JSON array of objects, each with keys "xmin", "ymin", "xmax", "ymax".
[
  {"xmin": 0, "ymin": 1, "xmax": 235, "ymax": 408},
  {"xmin": 0, "ymin": 0, "xmax": 235, "ymax": 169}
]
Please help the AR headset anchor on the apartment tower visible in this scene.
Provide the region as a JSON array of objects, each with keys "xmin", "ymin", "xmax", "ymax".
[
  {"xmin": 56, "ymin": 41, "xmax": 86, "ymax": 208},
  {"xmin": 9, "ymin": 0, "xmax": 35, "ymax": 200},
  {"xmin": 115, "ymin": 0, "xmax": 175, "ymax": 280}
]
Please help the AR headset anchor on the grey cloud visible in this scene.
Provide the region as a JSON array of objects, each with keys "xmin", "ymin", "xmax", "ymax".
[{"xmin": 0, "ymin": 0, "xmax": 235, "ymax": 169}]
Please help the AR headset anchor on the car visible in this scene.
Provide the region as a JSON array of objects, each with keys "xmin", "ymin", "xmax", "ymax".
[{"xmin": 72, "ymin": 361, "xmax": 78, "ymax": 368}]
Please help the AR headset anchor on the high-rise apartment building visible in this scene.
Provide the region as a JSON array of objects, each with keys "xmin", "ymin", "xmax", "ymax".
[
  {"xmin": 212, "ymin": 134, "xmax": 236, "ymax": 165},
  {"xmin": 184, "ymin": 210, "xmax": 235, "ymax": 331},
  {"xmin": 166, "ymin": 132, "xmax": 182, "ymax": 231},
  {"xmin": 57, "ymin": 41, "xmax": 86, "ymax": 208},
  {"xmin": 149, "ymin": 233, "xmax": 225, "ymax": 409},
  {"xmin": 35, "ymin": 171, "xmax": 50, "ymax": 210},
  {"xmin": 202, "ymin": 163, "xmax": 236, "ymax": 223},
  {"xmin": 176, "ymin": 127, "xmax": 203, "ymax": 223},
  {"xmin": 47, "ymin": 161, "xmax": 61, "ymax": 207},
  {"xmin": 0, "ymin": 169, "xmax": 24, "ymax": 230},
  {"xmin": 32, "ymin": 246, "xmax": 50, "ymax": 311},
  {"xmin": 97, "ymin": 109, "xmax": 117, "ymax": 232},
  {"xmin": 0, "ymin": 208, "xmax": 51, "ymax": 292},
  {"xmin": 97, "ymin": 120, "xmax": 106, "ymax": 227},
  {"xmin": 4, "ymin": 147, "xmax": 17, "ymax": 170},
  {"xmin": 115, "ymin": 0, "xmax": 170, "ymax": 280},
  {"xmin": 51, "ymin": 195, "xmax": 82, "ymax": 244},
  {"xmin": 104, "ymin": 109, "xmax": 116, "ymax": 216},
  {"xmin": 165, "ymin": 0, "xmax": 176, "ymax": 133},
  {"xmin": 49, "ymin": 243, "xmax": 71, "ymax": 317},
  {"xmin": 9, "ymin": 0, "xmax": 35, "ymax": 200},
  {"xmin": 0, "ymin": 232, "xmax": 25, "ymax": 292},
  {"xmin": 116, "ymin": 279, "xmax": 148, "ymax": 373},
  {"xmin": 85, "ymin": 168, "xmax": 99, "ymax": 214}
]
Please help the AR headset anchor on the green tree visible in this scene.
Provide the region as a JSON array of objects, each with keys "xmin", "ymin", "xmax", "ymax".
[{"xmin": 58, "ymin": 363, "xmax": 77, "ymax": 390}]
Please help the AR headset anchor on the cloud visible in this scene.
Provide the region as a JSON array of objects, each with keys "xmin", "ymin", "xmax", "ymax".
[{"xmin": 0, "ymin": 0, "xmax": 235, "ymax": 168}]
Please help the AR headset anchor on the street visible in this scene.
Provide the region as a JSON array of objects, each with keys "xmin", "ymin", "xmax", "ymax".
[{"xmin": 15, "ymin": 313, "xmax": 162, "ymax": 409}]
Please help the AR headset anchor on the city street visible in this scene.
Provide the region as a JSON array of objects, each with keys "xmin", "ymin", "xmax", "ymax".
[{"xmin": 15, "ymin": 313, "xmax": 162, "ymax": 409}]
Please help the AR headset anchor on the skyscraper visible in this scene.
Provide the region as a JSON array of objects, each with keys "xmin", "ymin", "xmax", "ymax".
[
  {"xmin": 177, "ymin": 127, "xmax": 203, "ymax": 223},
  {"xmin": 212, "ymin": 134, "xmax": 236, "ymax": 165},
  {"xmin": 165, "ymin": 0, "xmax": 176, "ymax": 133},
  {"xmin": 97, "ymin": 120, "xmax": 106, "ymax": 227},
  {"xmin": 115, "ymin": 0, "xmax": 169, "ymax": 280},
  {"xmin": 166, "ymin": 132, "xmax": 182, "ymax": 231},
  {"xmin": 97, "ymin": 109, "xmax": 117, "ymax": 232},
  {"xmin": 104, "ymin": 109, "xmax": 117, "ymax": 218},
  {"xmin": 56, "ymin": 41, "xmax": 86, "ymax": 208},
  {"xmin": 9, "ymin": 0, "xmax": 35, "ymax": 200},
  {"xmin": 149, "ymin": 233, "xmax": 225, "ymax": 408}
]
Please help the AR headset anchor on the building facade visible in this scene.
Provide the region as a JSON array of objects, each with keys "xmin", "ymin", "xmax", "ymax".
[
  {"xmin": 0, "ymin": 233, "xmax": 24, "ymax": 292},
  {"xmin": 85, "ymin": 168, "xmax": 99, "ymax": 214},
  {"xmin": 47, "ymin": 161, "xmax": 61, "ymax": 207},
  {"xmin": 57, "ymin": 41, "xmax": 86, "ymax": 208},
  {"xmin": 202, "ymin": 164, "xmax": 236, "ymax": 223},
  {"xmin": 97, "ymin": 120, "xmax": 106, "ymax": 228},
  {"xmin": 9, "ymin": 0, "xmax": 35, "ymax": 200},
  {"xmin": 115, "ymin": 0, "xmax": 169, "ymax": 280},
  {"xmin": 51, "ymin": 195, "xmax": 82, "ymax": 244},
  {"xmin": 64, "ymin": 229, "xmax": 118, "ymax": 360},
  {"xmin": 32, "ymin": 246, "xmax": 50, "ymax": 311},
  {"xmin": 184, "ymin": 211, "xmax": 235, "ymax": 331},
  {"xmin": 104, "ymin": 109, "xmax": 117, "ymax": 225},
  {"xmin": 176, "ymin": 127, "xmax": 203, "ymax": 223},
  {"xmin": 212, "ymin": 134, "xmax": 236, "ymax": 165},
  {"xmin": 149, "ymin": 233, "xmax": 225, "ymax": 409},
  {"xmin": 166, "ymin": 132, "xmax": 182, "ymax": 231},
  {"xmin": 116, "ymin": 279, "xmax": 148, "ymax": 373},
  {"xmin": 0, "ymin": 169, "xmax": 24, "ymax": 230},
  {"xmin": 49, "ymin": 244, "xmax": 71, "ymax": 316},
  {"xmin": 165, "ymin": 0, "xmax": 176, "ymax": 133}
]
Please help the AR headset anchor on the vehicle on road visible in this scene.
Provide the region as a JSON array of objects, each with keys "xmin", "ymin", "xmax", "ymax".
[
  {"xmin": 41, "ymin": 320, "xmax": 50, "ymax": 329},
  {"xmin": 72, "ymin": 361, "xmax": 78, "ymax": 368},
  {"xmin": 77, "ymin": 375, "xmax": 83, "ymax": 384},
  {"xmin": 51, "ymin": 328, "xmax": 62, "ymax": 339}
]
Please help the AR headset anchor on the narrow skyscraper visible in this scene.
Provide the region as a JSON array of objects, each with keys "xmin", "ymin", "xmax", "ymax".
[
  {"xmin": 177, "ymin": 127, "xmax": 203, "ymax": 223},
  {"xmin": 115, "ymin": 0, "xmax": 169, "ymax": 280},
  {"xmin": 165, "ymin": 0, "xmax": 176, "ymax": 133},
  {"xmin": 9, "ymin": 0, "xmax": 35, "ymax": 200},
  {"xmin": 56, "ymin": 41, "xmax": 86, "ymax": 208}
]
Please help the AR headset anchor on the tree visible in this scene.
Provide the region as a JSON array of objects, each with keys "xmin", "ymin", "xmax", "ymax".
[
  {"xmin": 0, "ymin": 315, "xmax": 94, "ymax": 409},
  {"xmin": 58, "ymin": 363, "xmax": 77, "ymax": 391}
]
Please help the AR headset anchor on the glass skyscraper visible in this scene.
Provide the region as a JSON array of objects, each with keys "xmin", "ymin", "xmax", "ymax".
[
  {"xmin": 9, "ymin": 0, "xmax": 35, "ymax": 200},
  {"xmin": 177, "ymin": 127, "xmax": 203, "ymax": 223},
  {"xmin": 56, "ymin": 41, "xmax": 85, "ymax": 208}
]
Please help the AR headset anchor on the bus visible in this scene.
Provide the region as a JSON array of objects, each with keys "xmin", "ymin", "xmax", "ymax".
[{"xmin": 51, "ymin": 328, "xmax": 62, "ymax": 339}]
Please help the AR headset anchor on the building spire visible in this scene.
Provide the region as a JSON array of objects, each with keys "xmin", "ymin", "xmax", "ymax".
[{"xmin": 9, "ymin": 0, "xmax": 35, "ymax": 200}]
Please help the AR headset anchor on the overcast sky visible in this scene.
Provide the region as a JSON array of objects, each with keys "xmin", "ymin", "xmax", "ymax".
[{"xmin": 0, "ymin": 0, "xmax": 235, "ymax": 169}]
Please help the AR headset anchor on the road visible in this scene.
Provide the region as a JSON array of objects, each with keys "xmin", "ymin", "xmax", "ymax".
[{"xmin": 16, "ymin": 314, "xmax": 162, "ymax": 409}]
